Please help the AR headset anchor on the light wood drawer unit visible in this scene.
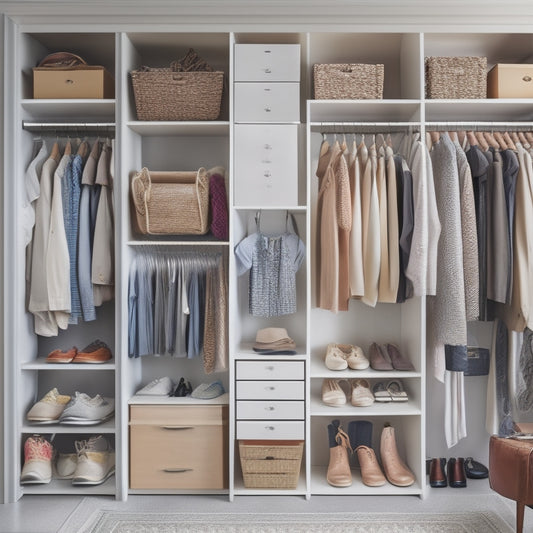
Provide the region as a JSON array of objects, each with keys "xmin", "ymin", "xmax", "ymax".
[
  {"xmin": 234, "ymin": 44, "xmax": 300, "ymax": 82},
  {"xmin": 236, "ymin": 420, "xmax": 305, "ymax": 440},
  {"xmin": 236, "ymin": 380, "xmax": 304, "ymax": 400},
  {"xmin": 236, "ymin": 360, "xmax": 304, "ymax": 380},
  {"xmin": 129, "ymin": 405, "xmax": 228, "ymax": 490},
  {"xmin": 234, "ymin": 124, "xmax": 298, "ymax": 207},
  {"xmin": 234, "ymin": 83, "xmax": 300, "ymax": 123},
  {"xmin": 236, "ymin": 400, "xmax": 305, "ymax": 420}
]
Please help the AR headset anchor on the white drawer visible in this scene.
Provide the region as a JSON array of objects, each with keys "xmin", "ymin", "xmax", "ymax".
[
  {"xmin": 236, "ymin": 400, "xmax": 304, "ymax": 420},
  {"xmin": 236, "ymin": 420, "xmax": 304, "ymax": 440},
  {"xmin": 234, "ymin": 44, "xmax": 300, "ymax": 82},
  {"xmin": 236, "ymin": 380, "xmax": 304, "ymax": 400},
  {"xmin": 234, "ymin": 124, "xmax": 298, "ymax": 207},
  {"xmin": 234, "ymin": 83, "xmax": 300, "ymax": 123},
  {"xmin": 236, "ymin": 360, "xmax": 304, "ymax": 380}
]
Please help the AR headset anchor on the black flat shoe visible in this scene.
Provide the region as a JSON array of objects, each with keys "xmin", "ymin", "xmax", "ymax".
[{"xmin": 464, "ymin": 457, "xmax": 488, "ymax": 479}]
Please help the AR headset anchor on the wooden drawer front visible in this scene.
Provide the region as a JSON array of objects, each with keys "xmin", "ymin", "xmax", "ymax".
[
  {"xmin": 130, "ymin": 405, "xmax": 227, "ymax": 426},
  {"xmin": 236, "ymin": 400, "xmax": 304, "ymax": 420},
  {"xmin": 236, "ymin": 420, "xmax": 304, "ymax": 440},
  {"xmin": 236, "ymin": 380, "xmax": 304, "ymax": 400},
  {"xmin": 234, "ymin": 83, "xmax": 300, "ymax": 123},
  {"xmin": 236, "ymin": 360, "xmax": 304, "ymax": 380},
  {"xmin": 234, "ymin": 44, "xmax": 300, "ymax": 82},
  {"xmin": 130, "ymin": 423, "xmax": 228, "ymax": 489},
  {"xmin": 234, "ymin": 124, "xmax": 298, "ymax": 207}
]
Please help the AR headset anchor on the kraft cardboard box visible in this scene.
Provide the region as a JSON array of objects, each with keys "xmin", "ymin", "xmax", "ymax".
[
  {"xmin": 488, "ymin": 63, "xmax": 533, "ymax": 98},
  {"xmin": 33, "ymin": 66, "xmax": 114, "ymax": 99}
]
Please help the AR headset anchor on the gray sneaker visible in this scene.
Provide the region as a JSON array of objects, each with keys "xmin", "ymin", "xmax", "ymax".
[
  {"xmin": 59, "ymin": 392, "xmax": 115, "ymax": 425},
  {"xmin": 72, "ymin": 435, "xmax": 115, "ymax": 485}
]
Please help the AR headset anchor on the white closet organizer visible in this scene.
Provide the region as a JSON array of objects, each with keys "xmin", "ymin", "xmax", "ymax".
[{"xmin": 4, "ymin": 21, "xmax": 533, "ymax": 502}]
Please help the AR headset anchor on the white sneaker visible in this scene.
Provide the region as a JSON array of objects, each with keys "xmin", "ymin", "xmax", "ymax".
[
  {"xmin": 53, "ymin": 452, "xmax": 77, "ymax": 479},
  {"xmin": 136, "ymin": 376, "xmax": 174, "ymax": 396},
  {"xmin": 59, "ymin": 392, "xmax": 115, "ymax": 425},
  {"xmin": 72, "ymin": 435, "xmax": 115, "ymax": 485},
  {"xmin": 26, "ymin": 388, "xmax": 71, "ymax": 423},
  {"xmin": 20, "ymin": 435, "xmax": 53, "ymax": 484}
]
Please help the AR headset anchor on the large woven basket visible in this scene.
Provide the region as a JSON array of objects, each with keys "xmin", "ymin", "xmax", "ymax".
[
  {"xmin": 239, "ymin": 440, "xmax": 303, "ymax": 489},
  {"xmin": 130, "ymin": 69, "xmax": 224, "ymax": 121},
  {"xmin": 425, "ymin": 56, "xmax": 487, "ymax": 99},
  {"xmin": 314, "ymin": 63, "xmax": 384, "ymax": 99}
]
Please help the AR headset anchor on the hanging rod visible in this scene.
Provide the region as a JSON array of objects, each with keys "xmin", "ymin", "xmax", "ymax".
[
  {"xmin": 22, "ymin": 121, "xmax": 115, "ymax": 133},
  {"xmin": 425, "ymin": 121, "xmax": 533, "ymax": 131}
]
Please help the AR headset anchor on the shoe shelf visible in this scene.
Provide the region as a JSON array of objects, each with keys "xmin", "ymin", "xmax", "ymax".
[
  {"xmin": 21, "ymin": 477, "xmax": 116, "ymax": 495},
  {"xmin": 310, "ymin": 357, "xmax": 421, "ymax": 379},
  {"xmin": 21, "ymin": 359, "xmax": 116, "ymax": 370},
  {"xmin": 21, "ymin": 418, "xmax": 116, "ymax": 434},
  {"xmin": 128, "ymin": 392, "xmax": 230, "ymax": 405},
  {"xmin": 310, "ymin": 466, "xmax": 422, "ymax": 496},
  {"xmin": 309, "ymin": 397, "xmax": 421, "ymax": 417}
]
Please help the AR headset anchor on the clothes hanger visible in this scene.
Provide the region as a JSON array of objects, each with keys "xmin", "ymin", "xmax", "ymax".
[
  {"xmin": 429, "ymin": 131, "xmax": 440, "ymax": 145},
  {"xmin": 525, "ymin": 131, "xmax": 533, "ymax": 145},
  {"xmin": 466, "ymin": 131, "xmax": 478, "ymax": 146},
  {"xmin": 457, "ymin": 130, "xmax": 466, "ymax": 146},
  {"xmin": 475, "ymin": 131, "xmax": 489, "ymax": 152},
  {"xmin": 518, "ymin": 131, "xmax": 528, "ymax": 145},
  {"xmin": 493, "ymin": 131, "xmax": 508, "ymax": 150},
  {"xmin": 448, "ymin": 131, "xmax": 458, "ymax": 142},
  {"xmin": 484, "ymin": 131, "xmax": 499, "ymax": 150},
  {"xmin": 503, "ymin": 132, "xmax": 517, "ymax": 151}
]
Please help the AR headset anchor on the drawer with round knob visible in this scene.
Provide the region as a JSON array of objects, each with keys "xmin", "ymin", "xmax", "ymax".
[
  {"xmin": 236, "ymin": 360, "xmax": 304, "ymax": 381},
  {"xmin": 236, "ymin": 400, "xmax": 304, "ymax": 420},
  {"xmin": 234, "ymin": 44, "xmax": 300, "ymax": 82},
  {"xmin": 236, "ymin": 380, "xmax": 304, "ymax": 400},
  {"xmin": 236, "ymin": 420, "xmax": 304, "ymax": 440}
]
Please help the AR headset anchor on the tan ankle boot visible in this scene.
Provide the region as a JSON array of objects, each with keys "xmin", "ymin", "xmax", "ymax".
[
  {"xmin": 356, "ymin": 445, "xmax": 386, "ymax": 487},
  {"xmin": 380, "ymin": 425, "xmax": 415, "ymax": 487},
  {"xmin": 326, "ymin": 422, "xmax": 352, "ymax": 487}
]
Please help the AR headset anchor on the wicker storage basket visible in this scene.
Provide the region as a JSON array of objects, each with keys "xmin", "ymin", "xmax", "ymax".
[
  {"xmin": 239, "ymin": 440, "xmax": 304, "ymax": 489},
  {"xmin": 130, "ymin": 68, "xmax": 224, "ymax": 121},
  {"xmin": 425, "ymin": 56, "xmax": 487, "ymax": 99},
  {"xmin": 313, "ymin": 63, "xmax": 384, "ymax": 99}
]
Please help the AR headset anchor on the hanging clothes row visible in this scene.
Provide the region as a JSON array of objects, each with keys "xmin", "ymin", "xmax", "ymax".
[
  {"xmin": 25, "ymin": 137, "xmax": 114, "ymax": 337},
  {"xmin": 128, "ymin": 250, "xmax": 228, "ymax": 374},
  {"xmin": 314, "ymin": 131, "xmax": 440, "ymax": 313}
]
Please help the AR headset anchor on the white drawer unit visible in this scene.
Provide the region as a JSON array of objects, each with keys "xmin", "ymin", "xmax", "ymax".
[
  {"xmin": 234, "ymin": 83, "xmax": 300, "ymax": 123},
  {"xmin": 236, "ymin": 380, "xmax": 305, "ymax": 400},
  {"xmin": 234, "ymin": 44, "xmax": 301, "ymax": 82},
  {"xmin": 236, "ymin": 400, "xmax": 305, "ymax": 420},
  {"xmin": 234, "ymin": 124, "xmax": 298, "ymax": 207},
  {"xmin": 236, "ymin": 360, "xmax": 304, "ymax": 380},
  {"xmin": 236, "ymin": 420, "xmax": 305, "ymax": 440}
]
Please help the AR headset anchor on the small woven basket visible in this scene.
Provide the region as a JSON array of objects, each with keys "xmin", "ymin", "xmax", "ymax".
[
  {"xmin": 239, "ymin": 440, "xmax": 303, "ymax": 489},
  {"xmin": 425, "ymin": 56, "xmax": 487, "ymax": 99},
  {"xmin": 130, "ymin": 69, "xmax": 224, "ymax": 121},
  {"xmin": 314, "ymin": 63, "xmax": 384, "ymax": 99}
]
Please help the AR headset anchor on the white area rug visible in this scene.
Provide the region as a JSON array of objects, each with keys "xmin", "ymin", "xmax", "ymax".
[{"xmin": 73, "ymin": 510, "xmax": 513, "ymax": 533}]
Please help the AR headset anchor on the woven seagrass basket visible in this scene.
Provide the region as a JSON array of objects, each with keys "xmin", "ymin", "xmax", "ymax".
[
  {"xmin": 130, "ymin": 68, "xmax": 224, "ymax": 121},
  {"xmin": 425, "ymin": 56, "xmax": 487, "ymax": 99},
  {"xmin": 313, "ymin": 63, "xmax": 384, "ymax": 99},
  {"xmin": 239, "ymin": 440, "xmax": 303, "ymax": 489}
]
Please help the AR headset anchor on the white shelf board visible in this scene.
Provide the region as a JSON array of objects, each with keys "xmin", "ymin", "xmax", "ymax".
[
  {"xmin": 127, "ymin": 121, "xmax": 230, "ymax": 136},
  {"xmin": 128, "ymin": 392, "xmax": 229, "ymax": 405},
  {"xmin": 22, "ymin": 477, "xmax": 116, "ymax": 495},
  {"xmin": 233, "ymin": 470, "xmax": 307, "ymax": 496},
  {"xmin": 310, "ymin": 357, "xmax": 420, "ymax": 379},
  {"xmin": 129, "ymin": 488, "xmax": 229, "ymax": 495},
  {"xmin": 232, "ymin": 205, "xmax": 307, "ymax": 211},
  {"xmin": 424, "ymin": 99, "xmax": 533, "ymax": 121},
  {"xmin": 311, "ymin": 466, "xmax": 421, "ymax": 496},
  {"xmin": 235, "ymin": 342, "xmax": 308, "ymax": 360},
  {"xmin": 310, "ymin": 396, "xmax": 421, "ymax": 417},
  {"xmin": 21, "ymin": 358, "xmax": 116, "ymax": 370},
  {"xmin": 22, "ymin": 418, "xmax": 116, "ymax": 434},
  {"xmin": 21, "ymin": 99, "xmax": 115, "ymax": 118},
  {"xmin": 308, "ymin": 99, "xmax": 421, "ymax": 122},
  {"xmin": 128, "ymin": 240, "xmax": 229, "ymax": 246}
]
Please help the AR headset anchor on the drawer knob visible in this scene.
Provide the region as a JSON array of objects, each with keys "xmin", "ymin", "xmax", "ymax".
[
  {"xmin": 261, "ymin": 159, "xmax": 272, "ymax": 164},
  {"xmin": 264, "ymin": 171, "xmax": 271, "ymax": 178},
  {"xmin": 523, "ymin": 75, "xmax": 532, "ymax": 82},
  {"xmin": 163, "ymin": 468, "xmax": 193, "ymax": 473},
  {"xmin": 264, "ymin": 144, "xmax": 272, "ymax": 150},
  {"xmin": 161, "ymin": 426, "xmax": 194, "ymax": 430},
  {"xmin": 264, "ymin": 68, "xmax": 272, "ymax": 74},
  {"xmin": 266, "ymin": 386, "xmax": 276, "ymax": 390},
  {"xmin": 264, "ymin": 106, "xmax": 272, "ymax": 112},
  {"xmin": 265, "ymin": 365, "xmax": 275, "ymax": 370},
  {"xmin": 265, "ymin": 425, "xmax": 275, "ymax": 431},
  {"xmin": 265, "ymin": 406, "xmax": 276, "ymax": 411}
]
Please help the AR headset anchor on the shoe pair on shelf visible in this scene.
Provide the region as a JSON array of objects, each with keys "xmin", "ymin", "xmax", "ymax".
[
  {"xmin": 20, "ymin": 434, "xmax": 115, "ymax": 485},
  {"xmin": 369, "ymin": 343, "xmax": 415, "ymax": 371},
  {"xmin": 45, "ymin": 339, "xmax": 112, "ymax": 364},
  {"xmin": 327, "ymin": 420, "xmax": 415, "ymax": 488},
  {"xmin": 26, "ymin": 388, "xmax": 115, "ymax": 425},
  {"xmin": 428, "ymin": 457, "xmax": 488, "ymax": 488},
  {"xmin": 322, "ymin": 379, "xmax": 408, "ymax": 406},
  {"xmin": 325, "ymin": 343, "xmax": 369, "ymax": 371},
  {"xmin": 172, "ymin": 377, "xmax": 193, "ymax": 397}
]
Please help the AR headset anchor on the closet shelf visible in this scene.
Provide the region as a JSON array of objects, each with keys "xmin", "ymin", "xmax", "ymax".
[
  {"xmin": 22, "ymin": 419, "xmax": 116, "ymax": 434},
  {"xmin": 235, "ymin": 342, "xmax": 307, "ymax": 360},
  {"xmin": 310, "ymin": 358, "xmax": 420, "ymax": 379},
  {"xmin": 308, "ymin": 99, "xmax": 422, "ymax": 123},
  {"xmin": 232, "ymin": 205, "xmax": 307, "ymax": 212},
  {"xmin": 22, "ymin": 477, "xmax": 116, "ymax": 496},
  {"xmin": 126, "ymin": 121, "xmax": 230, "ymax": 136},
  {"xmin": 128, "ymin": 393, "xmax": 229, "ymax": 405},
  {"xmin": 310, "ymin": 397, "xmax": 421, "ymax": 416},
  {"xmin": 128, "ymin": 240, "xmax": 229, "ymax": 247},
  {"xmin": 424, "ymin": 99, "xmax": 533, "ymax": 122},
  {"xmin": 21, "ymin": 99, "xmax": 115, "ymax": 119},
  {"xmin": 21, "ymin": 359, "xmax": 116, "ymax": 370},
  {"xmin": 310, "ymin": 466, "xmax": 422, "ymax": 496}
]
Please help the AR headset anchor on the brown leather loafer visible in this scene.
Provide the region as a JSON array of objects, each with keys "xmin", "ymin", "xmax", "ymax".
[
  {"xmin": 72, "ymin": 340, "xmax": 112, "ymax": 363},
  {"xmin": 45, "ymin": 347, "xmax": 77, "ymax": 363}
]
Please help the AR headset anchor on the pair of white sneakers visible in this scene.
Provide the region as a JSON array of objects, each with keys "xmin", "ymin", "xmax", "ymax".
[{"xmin": 20, "ymin": 434, "xmax": 115, "ymax": 485}]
